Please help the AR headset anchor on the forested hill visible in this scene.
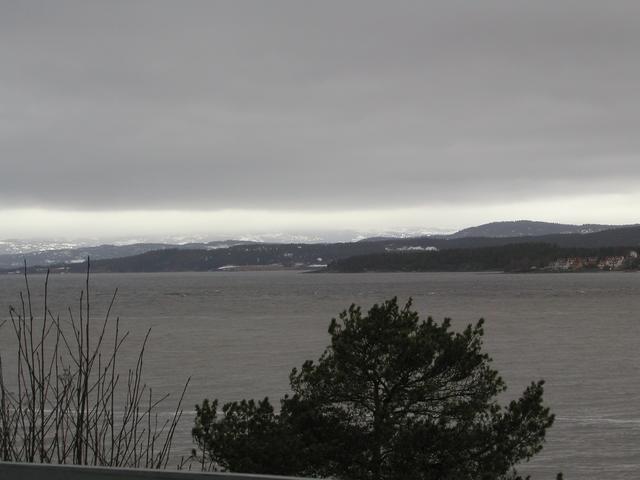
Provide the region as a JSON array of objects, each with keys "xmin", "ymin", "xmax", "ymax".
[
  {"xmin": 449, "ymin": 220, "xmax": 628, "ymax": 238},
  {"xmin": 0, "ymin": 240, "xmax": 257, "ymax": 270},
  {"xmin": 325, "ymin": 244, "xmax": 640, "ymax": 273},
  {"xmin": 8, "ymin": 225, "xmax": 640, "ymax": 273}
]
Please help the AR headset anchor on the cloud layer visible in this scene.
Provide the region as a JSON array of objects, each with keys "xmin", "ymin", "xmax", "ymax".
[{"xmin": 1, "ymin": 1, "xmax": 639, "ymax": 221}]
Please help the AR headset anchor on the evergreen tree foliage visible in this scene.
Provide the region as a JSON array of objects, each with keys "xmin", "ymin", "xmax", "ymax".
[
  {"xmin": 192, "ymin": 397, "xmax": 303, "ymax": 475},
  {"xmin": 193, "ymin": 298, "xmax": 555, "ymax": 479}
]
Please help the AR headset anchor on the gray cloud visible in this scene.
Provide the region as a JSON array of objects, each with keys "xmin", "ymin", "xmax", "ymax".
[{"xmin": 1, "ymin": 0, "xmax": 640, "ymax": 211}]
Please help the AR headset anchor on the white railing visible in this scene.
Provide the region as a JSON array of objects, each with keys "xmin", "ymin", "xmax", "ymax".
[{"xmin": 0, "ymin": 462, "xmax": 311, "ymax": 480}]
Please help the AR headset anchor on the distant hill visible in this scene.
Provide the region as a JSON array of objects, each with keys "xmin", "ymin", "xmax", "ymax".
[
  {"xmin": 510, "ymin": 225, "xmax": 640, "ymax": 248},
  {"xmin": 356, "ymin": 220, "xmax": 634, "ymax": 243},
  {"xmin": 449, "ymin": 220, "xmax": 631, "ymax": 238},
  {"xmin": 325, "ymin": 243, "xmax": 640, "ymax": 273},
  {"xmin": 0, "ymin": 240, "xmax": 256, "ymax": 269},
  {"xmin": 10, "ymin": 225, "xmax": 640, "ymax": 274},
  {"xmin": 5, "ymin": 220, "xmax": 640, "ymax": 274}
]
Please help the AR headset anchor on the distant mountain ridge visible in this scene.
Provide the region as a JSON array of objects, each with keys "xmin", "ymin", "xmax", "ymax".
[
  {"xmin": 3, "ymin": 220, "xmax": 639, "ymax": 273},
  {"xmin": 10, "ymin": 224, "xmax": 640, "ymax": 274}
]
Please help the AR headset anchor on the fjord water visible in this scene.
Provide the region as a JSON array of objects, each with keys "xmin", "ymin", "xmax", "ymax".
[{"xmin": 1, "ymin": 271, "xmax": 639, "ymax": 479}]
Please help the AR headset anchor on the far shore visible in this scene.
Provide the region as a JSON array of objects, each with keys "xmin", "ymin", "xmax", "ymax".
[{"xmin": 2, "ymin": 266, "xmax": 638, "ymax": 275}]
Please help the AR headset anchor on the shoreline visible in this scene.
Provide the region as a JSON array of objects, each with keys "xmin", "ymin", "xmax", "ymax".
[{"xmin": 2, "ymin": 267, "xmax": 638, "ymax": 275}]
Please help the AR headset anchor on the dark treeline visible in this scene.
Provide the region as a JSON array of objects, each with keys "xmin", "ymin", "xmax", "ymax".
[{"xmin": 325, "ymin": 243, "xmax": 640, "ymax": 273}]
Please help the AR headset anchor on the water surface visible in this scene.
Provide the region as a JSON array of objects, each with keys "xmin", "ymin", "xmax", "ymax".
[{"xmin": 1, "ymin": 271, "xmax": 639, "ymax": 479}]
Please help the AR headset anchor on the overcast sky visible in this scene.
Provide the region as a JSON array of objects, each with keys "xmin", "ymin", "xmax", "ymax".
[{"xmin": 2, "ymin": 1, "xmax": 640, "ymax": 239}]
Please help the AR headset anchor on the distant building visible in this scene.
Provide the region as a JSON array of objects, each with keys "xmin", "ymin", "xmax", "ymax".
[
  {"xmin": 549, "ymin": 258, "xmax": 571, "ymax": 271},
  {"xmin": 567, "ymin": 257, "xmax": 583, "ymax": 269},
  {"xmin": 597, "ymin": 256, "xmax": 626, "ymax": 270},
  {"xmin": 547, "ymin": 253, "xmax": 633, "ymax": 272}
]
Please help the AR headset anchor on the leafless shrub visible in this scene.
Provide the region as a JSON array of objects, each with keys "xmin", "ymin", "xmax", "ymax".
[{"xmin": 0, "ymin": 260, "xmax": 189, "ymax": 468}]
